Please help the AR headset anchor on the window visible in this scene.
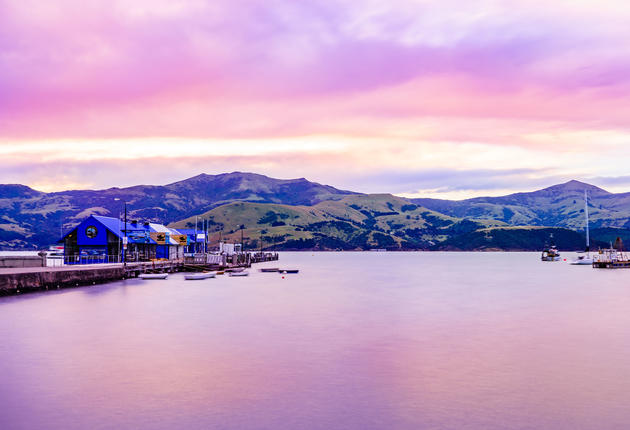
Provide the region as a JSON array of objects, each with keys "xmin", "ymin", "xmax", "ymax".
[{"xmin": 86, "ymin": 226, "xmax": 98, "ymax": 238}]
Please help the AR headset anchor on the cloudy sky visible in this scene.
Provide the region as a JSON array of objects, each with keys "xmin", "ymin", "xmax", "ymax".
[{"xmin": 2, "ymin": 0, "xmax": 630, "ymax": 198}]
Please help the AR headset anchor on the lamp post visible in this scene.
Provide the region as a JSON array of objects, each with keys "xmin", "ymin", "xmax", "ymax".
[
  {"xmin": 114, "ymin": 198, "xmax": 127, "ymax": 267},
  {"xmin": 240, "ymin": 225, "xmax": 245, "ymax": 253}
]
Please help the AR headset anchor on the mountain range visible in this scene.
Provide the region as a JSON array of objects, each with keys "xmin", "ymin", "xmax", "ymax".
[{"xmin": 1, "ymin": 173, "xmax": 629, "ymax": 251}]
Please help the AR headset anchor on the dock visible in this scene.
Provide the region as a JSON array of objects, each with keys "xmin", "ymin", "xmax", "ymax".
[
  {"xmin": 592, "ymin": 248, "xmax": 630, "ymax": 269},
  {"xmin": 0, "ymin": 252, "xmax": 279, "ymax": 296}
]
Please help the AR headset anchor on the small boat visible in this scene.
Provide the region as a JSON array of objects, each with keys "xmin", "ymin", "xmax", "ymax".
[
  {"xmin": 229, "ymin": 270, "xmax": 249, "ymax": 277},
  {"xmin": 280, "ymin": 269, "xmax": 299, "ymax": 274},
  {"xmin": 185, "ymin": 272, "xmax": 216, "ymax": 280},
  {"xmin": 541, "ymin": 233, "xmax": 561, "ymax": 261},
  {"xmin": 570, "ymin": 252, "xmax": 593, "ymax": 265},
  {"xmin": 139, "ymin": 273, "xmax": 168, "ymax": 280},
  {"xmin": 571, "ymin": 190, "xmax": 593, "ymax": 265},
  {"xmin": 260, "ymin": 268, "xmax": 280, "ymax": 273},
  {"xmin": 225, "ymin": 267, "xmax": 245, "ymax": 273},
  {"xmin": 541, "ymin": 245, "xmax": 561, "ymax": 261}
]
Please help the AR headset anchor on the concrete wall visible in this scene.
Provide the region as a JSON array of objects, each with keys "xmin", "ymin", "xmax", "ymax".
[
  {"xmin": 0, "ymin": 266, "xmax": 125, "ymax": 295},
  {"xmin": 0, "ymin": 256, "xmax": 45, "ymax": 268}
]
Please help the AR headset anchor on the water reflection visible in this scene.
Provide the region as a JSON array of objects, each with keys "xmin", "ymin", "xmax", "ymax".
[{"xmin": 2, "ymin": 252, "xmax": 630, "ymax": 429}]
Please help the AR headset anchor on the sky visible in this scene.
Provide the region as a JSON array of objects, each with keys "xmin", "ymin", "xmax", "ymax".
[{"xmin": 2, "ymin": 0, "xmax": 630, "ymax": 199}]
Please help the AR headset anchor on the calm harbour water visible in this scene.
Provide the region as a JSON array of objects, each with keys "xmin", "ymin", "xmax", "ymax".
[{"xmin": 2, "ymin": 251, "xmax": 630, "ymax": 430}]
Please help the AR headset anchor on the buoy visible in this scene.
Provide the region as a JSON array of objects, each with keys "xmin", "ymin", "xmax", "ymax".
[{"xmin": 282, "ymin": 276, "xmax": 285, "ymax": 279}]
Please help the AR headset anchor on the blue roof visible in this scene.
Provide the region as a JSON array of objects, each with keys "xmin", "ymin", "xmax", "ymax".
[
  {"xmin": 93, "ymin": 216, "xmax": 157, "ymax": 244},
  {"xmin": 59, "ymin": 215, "xmax": 188, "ymax": 245}
]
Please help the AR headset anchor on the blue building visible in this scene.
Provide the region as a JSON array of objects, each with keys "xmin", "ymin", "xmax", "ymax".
[
  {"xmin": 60, "ymin": 215, "xmax": 186, "ymax": 264},
  {"xmin": 175, "ymin": 228, "xmax": 207, "ymax": 254}
]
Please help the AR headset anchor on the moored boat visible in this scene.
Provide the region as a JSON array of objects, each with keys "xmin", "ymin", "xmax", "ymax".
[
  {"xmin": 229, "ymin": 270, "xmax": 249, "ymax": 277},
  {"xmin": 541, "ymin": 246, "xmax": 561, "ymax": 261},
  {"xmin": 260, "ymin": 268, "xmax": 280, "ymax": 273},
  {"xmin": 280, "ymin": 269, "xmax": 299, "ymax": 274},
  {"xmin": 185, "ymin": 272, "xmax": 216, "ymax": 280},
  {"xmin": 570, "ymin": 253, "xmax": 593, "ymax": 265},
  {"xmin": 571, "ymin": 190, "xmax": 593, "ymax": 265},
  {"xmin": 139, "ymin": 273, "xmax": 168, "ymax": 280},
  {"xmin": 541, "ymin": 233, "xmax": 561, "ymax": 261}
]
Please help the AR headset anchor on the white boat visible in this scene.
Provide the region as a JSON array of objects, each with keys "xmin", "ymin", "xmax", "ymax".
[
  {"xmin": 541, "ymin": 242, "xmax": 561, "ymax": 261},
  {"xmin": 185, "ymin": 272, "xmax": 216, "ymax": 280},
  {"xmin": 139, "ymin": 273, "xmax": 168, "ymax": 280},
  {"xmin": 571, "ymin": 253, "xmax": 593, "ymax": 265},
  {"xmin": 229, "ymin": 270, "xmax": 249, "ymax": 277},
  {"xmin": 571, "ymin": 190, "xmax": 593, "ymax": 265}
]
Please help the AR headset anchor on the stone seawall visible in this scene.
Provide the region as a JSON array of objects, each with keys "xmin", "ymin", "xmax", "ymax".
[
  {"xmin": 0, "ymin": 256, "xmax": 45, "ymax": 268},
  {"xmin": 0, "ymin": 266, "xmax": 125, "ymax": 295}
]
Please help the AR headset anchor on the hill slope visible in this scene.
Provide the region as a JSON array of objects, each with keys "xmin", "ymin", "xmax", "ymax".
[
  {"xmin": 170, "ymin": 194, "xmax": 508, "ymax": 250},
  {"xmin": 0, "ymin": 172, "xmax": 355, "ymax": 249},
  {"xmin": 412, "ymin": 180, "xmax": 630, "ymax": 229}
]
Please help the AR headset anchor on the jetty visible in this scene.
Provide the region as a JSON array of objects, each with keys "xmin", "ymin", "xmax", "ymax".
[
  {"xmin": 0, "ymin": 251, "xmax": 279, "ymax": 296},
  {"xmin": 592, "ymin": 248, "xmax": 630, "ymax": 269}
]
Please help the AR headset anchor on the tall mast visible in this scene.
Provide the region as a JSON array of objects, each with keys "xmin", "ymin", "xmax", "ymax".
[{"xmin": 585, "ymin": 189, "xmax": 590, "ymax": 250}]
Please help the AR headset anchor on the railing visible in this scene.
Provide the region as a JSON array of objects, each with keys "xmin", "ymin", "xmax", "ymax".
[
  {"xmin": 64, "ymin": 255, "xmax": 123, "ymax": 265},
  {"xmin": 250, "ymin": 252, "xmax": 279, "ymax": 263},
  {"xmin": 593, "ymin": 249, "xmax": 629, "ymax": 263},
  {"xmin": 182, "ymin": 252, "xmax": 279, "ymax": 266}
]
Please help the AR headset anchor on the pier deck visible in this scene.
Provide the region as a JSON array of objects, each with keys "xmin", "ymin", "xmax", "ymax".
[{"xmin": 0, "ymin": 252, "xmax": 280, "ymax": 296}]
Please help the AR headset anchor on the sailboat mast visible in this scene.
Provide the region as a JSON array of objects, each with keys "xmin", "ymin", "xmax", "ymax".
[{"xmin": 585, "ymin": 189, "xmax": 590, "ymax": 250}]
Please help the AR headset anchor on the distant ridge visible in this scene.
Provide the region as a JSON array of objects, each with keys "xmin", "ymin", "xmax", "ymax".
[
  {"xmin": 0, "ymin": 172, "xmax": 356, "ymax": 249},
  {"xmin": 1, "ymin": 175, "xmax": 630, "ymax": 250},
  {"xmin": 411, "ymin": 180, "xmax": 630, "ymax": 229}
]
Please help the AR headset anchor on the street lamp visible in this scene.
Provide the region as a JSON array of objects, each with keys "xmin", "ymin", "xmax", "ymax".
[{"xmin": 114, "ymin": 198, "xmax": 127, "ymax": 267}]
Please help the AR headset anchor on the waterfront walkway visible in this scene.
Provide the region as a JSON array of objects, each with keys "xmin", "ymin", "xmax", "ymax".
[{"xmin": 0, "ymin": 253, "xmax": 279, "ymax": 296}]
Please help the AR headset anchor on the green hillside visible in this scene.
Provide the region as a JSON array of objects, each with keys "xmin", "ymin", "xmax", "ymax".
[
  {"xmin": 0, "ymin": 172, "xmax": 353, "ymax": 249},
  {"xmin": 412, "ymin": 180, "xmax": 630, "ymax": 229},
  {"xmin": 170, "ymin": 194, "xmax": 508, "ymax": 250},
  {"xmin": 432, "ymin": 227, "xmax": 606, "ymax": 251}
]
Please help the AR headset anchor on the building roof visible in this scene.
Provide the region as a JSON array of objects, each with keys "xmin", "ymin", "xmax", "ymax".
[
  {"xmin": 60, "ymin": 215, "xmax": 188, "ymax": 245},
  {"xmin": 174, "ymin": 228, "xmax": 206, "ymax": 243}
]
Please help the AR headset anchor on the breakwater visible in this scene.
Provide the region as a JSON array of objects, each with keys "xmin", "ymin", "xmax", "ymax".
[
  {"xmin": 0, "ymin": 260, "xmax": 183, "ymax": 296},
  {"xmin": 0, "ymin": 252, "xmax": 280, "ymax": 296},
  {"xmin": 0, "ymin": 265, "xmax": 127, "ymax": 295}
]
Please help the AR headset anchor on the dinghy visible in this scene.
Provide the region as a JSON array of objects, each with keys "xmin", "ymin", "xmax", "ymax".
[
  {"xmin": 185, "ymin": 272, "xmax": 216, "ymax": 280},
  {"xmin": 229, "ymin": 270, "xmax": 249, "ymax": 277},
  {"xmin": 260, "ymin": 268, "xmax": 280, "ymax": 273},
  {"xmin": 280, "ymin": 269, "xmax": 299, "ymax": 274},
  {"xmin": 139, "ymin": 273, "xmax": 168, "ymax": 280}
]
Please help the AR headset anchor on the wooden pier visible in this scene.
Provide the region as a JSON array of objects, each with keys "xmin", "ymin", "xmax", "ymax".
[
  {"xmin": 592, "ymin": 249, "xmax": 630, "ymax": 269},
  {"xmin": 0, "ymin": 252, "xmax": 279, "ymax": 296}
]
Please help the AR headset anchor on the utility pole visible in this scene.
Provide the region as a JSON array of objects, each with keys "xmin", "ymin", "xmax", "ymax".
[
  {"xmin": 123, "ymin": 201, "xmax": 127, "ymax": 267},
  {"xmin": 114, "ymin": 198, "xmax": 127, "ymax": 266}
]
